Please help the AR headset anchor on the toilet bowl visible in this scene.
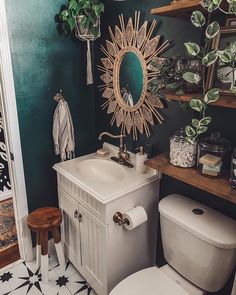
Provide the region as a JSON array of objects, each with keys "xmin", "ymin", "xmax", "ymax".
[
  {"xmin": 109, "ymin": 194, "xmax": 236, "ymax": 295},
  {"xmin": 110, "ymin": 265, "xmax": 204, "ymax": 295}
]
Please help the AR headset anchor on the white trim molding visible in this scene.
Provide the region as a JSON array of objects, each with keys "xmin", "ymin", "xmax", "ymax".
[{"xmin": 0, "ymin": 1, "xmax": 33, "ymax": 262}]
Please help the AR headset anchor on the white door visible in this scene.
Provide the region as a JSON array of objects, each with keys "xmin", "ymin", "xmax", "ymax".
[
  {"xmin": 58, "ymin": 187, "xmax": 81, "ymax": 270},
  {"xmin": 0, "ymin": 1, "xmax": 32, "ymax": 264},
  {"xmin": 79, "ymin": 204, "xmax": 107, "ymax": 295}
]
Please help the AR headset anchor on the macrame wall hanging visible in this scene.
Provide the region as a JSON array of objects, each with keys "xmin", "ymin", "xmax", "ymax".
[{"xmin": 75, "ymin": 16, "xmax": 101, "ymax": 85}]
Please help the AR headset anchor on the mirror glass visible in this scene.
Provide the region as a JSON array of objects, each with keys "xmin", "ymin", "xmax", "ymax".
[{"xmin": 119, "ymin": 52, "xmax": 143, "ymax": 106}]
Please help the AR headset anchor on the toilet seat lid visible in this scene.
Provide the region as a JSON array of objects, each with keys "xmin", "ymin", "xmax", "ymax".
[{"xmin": 110, "ymin": 267, "xmax": 189, "ymax": 295}]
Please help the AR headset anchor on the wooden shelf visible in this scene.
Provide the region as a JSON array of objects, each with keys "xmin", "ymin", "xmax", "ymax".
[
  {"xmin": 150, "ymin": 0, "xmax": 205, "ymax": 19},
  {"xmin": 164, "ymin": 92, "xmax": 236, "ymax": 109},
  {"xmin": 145, "ymin": 153, "xmax": 236, "ymax": 204},
  {"xmin": 150, "ymin": 0, "xmax": 230, "ymax": 19}
]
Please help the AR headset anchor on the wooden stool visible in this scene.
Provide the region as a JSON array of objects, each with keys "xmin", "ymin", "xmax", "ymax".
[{"xmin": 27, "ymin": 207, "xmax": 65, "ymax": 283}]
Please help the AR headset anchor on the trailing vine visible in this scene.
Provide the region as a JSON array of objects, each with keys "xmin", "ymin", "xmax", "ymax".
[{"xmin": 183, "ymin": 0, "xmax": 236, "ymax": 143}]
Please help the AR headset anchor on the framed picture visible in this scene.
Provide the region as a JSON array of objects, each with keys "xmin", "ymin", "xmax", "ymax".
[
  {"xmin": 226, "ymin": 18, "xmax": 236, "ymax": 27},
  {"xmin": 206, "ymin": 26, "xmax": 236, "ymax": 96}
]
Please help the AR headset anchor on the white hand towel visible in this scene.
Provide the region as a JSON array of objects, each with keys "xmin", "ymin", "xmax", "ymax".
[{"xmin": 52, "ymin": 99, "xmax": 75, "ymax": 161}]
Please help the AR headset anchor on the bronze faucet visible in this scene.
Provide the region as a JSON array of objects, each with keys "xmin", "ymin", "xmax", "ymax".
[{"xmin": 98, "ymin": 132, "xmax": 133, "ymax": 168}]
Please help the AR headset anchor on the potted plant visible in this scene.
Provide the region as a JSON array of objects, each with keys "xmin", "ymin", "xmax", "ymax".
[
  {"xmin": 150, "ymin": 1, "xmax": 236, "ymax": 167},
  {"xmin": 57, "ymin": 0, "xmax": 104, "ymax": 85},
  {"xmin": 59, "ymin": 0, "xmax": 104, "ymax": 39}
]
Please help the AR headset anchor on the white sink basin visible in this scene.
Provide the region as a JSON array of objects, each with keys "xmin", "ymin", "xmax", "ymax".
[
  {"xmin": 77, "ymin": 159, "xmax": 126, "ymax": 184},
  {"xmin": 53, "ymin": 142, "xmax": 158, "ymax": 203}
]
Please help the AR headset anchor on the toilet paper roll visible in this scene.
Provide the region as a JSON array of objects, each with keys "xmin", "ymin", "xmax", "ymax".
[{"xmin": 123, "ymin": 206, "xmax": 148, "ymax": 231}]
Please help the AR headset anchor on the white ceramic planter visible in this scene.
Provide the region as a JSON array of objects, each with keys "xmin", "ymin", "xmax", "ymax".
[{"xmin": 75, "ymin": 15, "xmax": 100, "ymax": 41}]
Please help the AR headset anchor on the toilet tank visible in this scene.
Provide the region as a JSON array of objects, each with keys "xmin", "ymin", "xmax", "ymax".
[{"xmin": 159, "ymin": 194, "xmax": 236, "ymax": 293}]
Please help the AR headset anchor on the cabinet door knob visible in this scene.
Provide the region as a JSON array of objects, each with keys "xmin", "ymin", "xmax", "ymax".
[
  {"xmin": 74, "ymin": 210, "xmax": 78, "ymax": 219},
  {"xmin": 78, "ymin": 213, "xmax": 83, "ymax": 222}
]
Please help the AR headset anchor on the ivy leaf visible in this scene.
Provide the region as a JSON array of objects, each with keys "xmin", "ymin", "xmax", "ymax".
[
  {"xmin": 218, "ymin": 50, "xmax": 233, "ymax": 63},
  {"xmin": 190, "ymin": 99, "xmax": 204, "ymax": 112},
  {"xmin": 166, "ymin": 82, "xmax": 181, "ymax": 91},
  {"xmin": 197, "ymin": 126, "xmax": 208, "ymax": 134},
  {"xmin": 201, "ymin": 0, "xmax": 220, "ymax": 11},
  {"xmin": 67, "ymin": 16, "xmax": 76, "ymax": 31},
  {"xmin": 183, "ymin": 72, "xmax": 201, "ymax": 84},
  {"xmin": 204, "ymin": 88, "xmax": 219, "ymax": 103},
  {"xmin": 191, "ymin": 11, "xmax": 206, "ymax": 27},
  {"xmin": 69, "ymin": 0, "xmax": 79, "ymax": 10},
  {"xmin": 199, "ymin": 116, "xmax": 212, "ymax": 125},
  {"xmin": 229, "ymin": 2, "xmax": 236, "ymax": 14},
  {"xmin": 213, "ymin": 0, "xmax": 223, "ymax": 4},
  {"xmin": 192, "ymin": 118, "xmax": 200, "ymax": 127},
  {"xmin": 202, "ymin": 50, "xmax": 218, "ymax": 66},
  {"xmin": 186, "ymin": 137, "xmax": 196, "ymax": 144},
  {"xmin": 185, "ymin": 125, "xmax": 196, "ymax": 138},
  {"xmin": 206, "ymin": 21, "xmax": 220, "ymax": 39},
  {"xmin": 93, "ymin": 3, "xmax": 104, "ymax": 16},
  {"xmin": 184, "ymin": 42, "xmax": 200, "ymax": 56},
  {"xmin": 60, "ymin": 10, "xmax": 69, "ymax": 21}
]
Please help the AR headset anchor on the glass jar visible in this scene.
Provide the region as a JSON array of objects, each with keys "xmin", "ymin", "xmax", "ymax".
[
  {"xmin": 197, "ymin": 132, "xmax": 231, "ymax": 178},
  {"xmin": 170, "ymin": 129, "xmax": 197, "ymax": 168},
  {"xmin": 230, "ymin": 148, "xmax": 236, "ymax": 189}
]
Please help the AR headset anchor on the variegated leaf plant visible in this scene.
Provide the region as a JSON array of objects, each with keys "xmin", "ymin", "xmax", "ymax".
[{"xmin": 183, "ymin": 0, "xmax": 236, "ymax": 144}]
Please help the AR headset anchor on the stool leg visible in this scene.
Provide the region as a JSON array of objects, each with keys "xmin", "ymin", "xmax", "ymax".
[
  {"xmin": 40, "ymin": 230, "xmax": 49, "ymax": 284},
  {"xmin": 36, "ymin": 232, "xmax": 41, "ymax": 268},
  {"xmin": 52, "ymin": 227, "xmax": 65, "ymax": 266}
]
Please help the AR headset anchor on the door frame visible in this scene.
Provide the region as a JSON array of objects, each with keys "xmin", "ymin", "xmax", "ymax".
[{"xmin": 0, "ymin": 1, "xmax": 33, "ymax": 264}]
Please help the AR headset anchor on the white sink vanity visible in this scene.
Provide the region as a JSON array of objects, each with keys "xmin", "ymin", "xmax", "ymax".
[{"xmin": 53, "ymin": 143, "xmax": 160, "ymax": 295}]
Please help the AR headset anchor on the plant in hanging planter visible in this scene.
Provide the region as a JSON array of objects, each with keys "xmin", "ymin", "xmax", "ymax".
[
  {"xmin": 182, "ymin": 0, "xmax": 236, "ymax": 144},
  {"xmin": 58, "ymin": 0, "xmax": 104, "ymax": 38},
  {"xmin": 57, "ymin": 0, "xmax": 104, "ymax": 85}
]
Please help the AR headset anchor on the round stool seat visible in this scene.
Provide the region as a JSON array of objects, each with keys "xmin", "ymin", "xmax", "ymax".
[
  {"xmin": 27, "ymin": 206, "xmax": 65, "ymax": 284},
  {"xmin": 27, "ymin": 207, "xmax": 62, "ymax": 231}
]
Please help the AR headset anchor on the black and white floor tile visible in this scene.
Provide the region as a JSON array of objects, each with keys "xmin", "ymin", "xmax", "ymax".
[{"xmin": 0, "ymin": 254, "xmax": 96, "ymax": 295}]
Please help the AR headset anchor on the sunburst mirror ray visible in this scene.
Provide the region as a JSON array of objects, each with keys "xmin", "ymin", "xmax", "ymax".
[{"xmin": 98, "ymin": 11, "xmax": 171, "ymax": 140}]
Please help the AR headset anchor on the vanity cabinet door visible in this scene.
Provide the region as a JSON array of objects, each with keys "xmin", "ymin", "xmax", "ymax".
[
  {"xmin": 58, "ymin": 187, "xmax": 82, "ymax": 270},
  {"xmin": 79, "ymin": 204, "xmax": 107, "ymax": 295}
]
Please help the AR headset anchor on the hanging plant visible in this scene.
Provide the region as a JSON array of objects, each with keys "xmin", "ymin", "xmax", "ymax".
[
  {"xmin": 57, "ymin": 0, "xmax": 104, "ymax": 85},
  {"xmin": 183, "ymin": 0, "xmax": 236, "ymax": 144},
  {"xmin": 58, "ymin": 0, "xmax": 104, "ymax": 38}
]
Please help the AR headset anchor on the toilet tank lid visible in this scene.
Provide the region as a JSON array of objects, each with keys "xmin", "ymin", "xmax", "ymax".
[{"xmin": 159, "ymin": 194, "xmax": 236, "ymax": 249}]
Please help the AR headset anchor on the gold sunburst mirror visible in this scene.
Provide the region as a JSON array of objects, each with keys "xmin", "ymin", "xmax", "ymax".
[{"xmin": 98, "ymin": 11, "xmax": 171, "ymax": 140}]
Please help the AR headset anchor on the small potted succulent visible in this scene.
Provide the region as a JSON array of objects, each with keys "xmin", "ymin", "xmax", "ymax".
[{"xmin": 58, "ymin": 0, "xmax": 104, "ymax": 39}]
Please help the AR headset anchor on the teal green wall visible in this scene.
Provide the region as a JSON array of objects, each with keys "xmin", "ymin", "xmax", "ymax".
[
  {"xmin": 4, "ymin": 1, "xmax": 236, "ymax": 293},
  {"xmin": 6, "ymin": 0, "xmax": 96, "ymax": 212}
]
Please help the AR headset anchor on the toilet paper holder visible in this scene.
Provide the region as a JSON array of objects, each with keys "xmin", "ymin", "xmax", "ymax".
[{"xmin": 113, "ymin": 212, "xmax": 130, "ymax": 226}]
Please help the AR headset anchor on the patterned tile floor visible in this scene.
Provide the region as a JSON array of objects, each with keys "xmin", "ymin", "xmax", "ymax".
[{"xmin": 0, "ymin": 252, "xmax": 96, "ymax": 295}]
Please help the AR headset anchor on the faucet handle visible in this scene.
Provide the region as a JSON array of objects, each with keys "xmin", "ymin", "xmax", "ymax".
[{"xmin": 122, "ymin": 144, "xmax": 130, "ymax": 161}]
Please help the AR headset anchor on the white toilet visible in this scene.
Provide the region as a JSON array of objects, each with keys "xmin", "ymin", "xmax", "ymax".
[{"xmin": 110, "ymin": 194, "xmax": 236, "ymax": 295}]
